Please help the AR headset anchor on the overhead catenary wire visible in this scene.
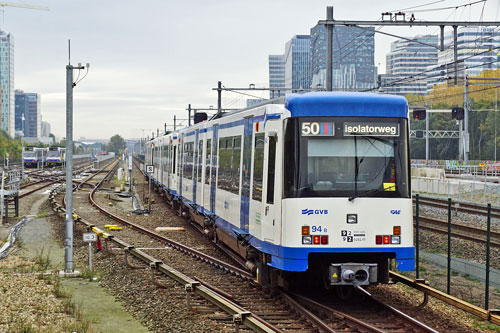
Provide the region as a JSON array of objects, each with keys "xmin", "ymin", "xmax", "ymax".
[
  {"xmin": 364, "ymin": 47, "xmax": 500, "ymax": 92},
  {"xmin": 402, "ymin": 0, "xmax": 486, "ymax": 13}
]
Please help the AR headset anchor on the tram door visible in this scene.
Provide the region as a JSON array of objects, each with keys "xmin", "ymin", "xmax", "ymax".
[{"xmin": 261, "ymin": 119, "xmax": 281, "ymax": 243}]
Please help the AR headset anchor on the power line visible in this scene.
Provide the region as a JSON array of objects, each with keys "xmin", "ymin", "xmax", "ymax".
[
  {"xmin": 365, "ymin": 47, "xmax": 500, "ymax": 91},
  {"xmin": 405, "ymin": 0, "xmax": 486, "ymax": 13}
]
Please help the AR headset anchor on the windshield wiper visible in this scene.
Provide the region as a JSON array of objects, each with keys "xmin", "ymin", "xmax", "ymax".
[{"xmin": 348, "ymin": 184, "xmax": 396, "ymax": 202}]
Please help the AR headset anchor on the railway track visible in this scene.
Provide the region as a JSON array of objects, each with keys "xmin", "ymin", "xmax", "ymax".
[
  {"xmin": 415, "ymin": 196, "xmax": 500, "ymax": 219},
  {"xmin": 46, "ymin": 159, "xmax": 441, "ymax": 332},
  {"xmin": 417, "ymin": 215, "xmax": 500, "ymax": 247},
  {"xmin": 288, "ymin": 289, "xmax": 437, "ymax": 332}
]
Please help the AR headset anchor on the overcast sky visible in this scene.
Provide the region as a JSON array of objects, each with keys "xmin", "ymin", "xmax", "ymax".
[{"xmin": 9, "ymin": 0, "xmax": 500, "ymax": 140}]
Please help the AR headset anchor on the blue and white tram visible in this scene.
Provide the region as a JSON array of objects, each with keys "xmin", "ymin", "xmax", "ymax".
[
  {"xmin": 145, "ymin": 92, "xmax": 414, "ymax": 287},
  {"xmin": 45, "ymin": 146, "xmax": 65, "ymax": 167}
]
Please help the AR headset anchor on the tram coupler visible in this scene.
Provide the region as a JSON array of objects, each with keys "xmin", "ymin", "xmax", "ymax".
[{"xmin": 329, "ymin": 263, "xmax": 378, "ymax": 285}]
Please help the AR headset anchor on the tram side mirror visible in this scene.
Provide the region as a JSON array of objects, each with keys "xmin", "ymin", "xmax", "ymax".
[{"xmin": 268, "ymin": 130, "xmax": 278, "ymax": 137}]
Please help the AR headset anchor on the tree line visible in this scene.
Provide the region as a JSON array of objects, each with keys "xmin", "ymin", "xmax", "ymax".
[{"xmin": 407, "ymin": 69, "xmax": 500, "ymax": 161}]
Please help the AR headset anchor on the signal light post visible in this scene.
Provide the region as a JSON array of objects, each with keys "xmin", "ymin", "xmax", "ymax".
[
  {"xmin": 64, "ymin": 41, "xmax": 89, "ymax": 274},
  {"xmin": 413, "ymin": 109, "xmax": 429, "ymax": 163}
]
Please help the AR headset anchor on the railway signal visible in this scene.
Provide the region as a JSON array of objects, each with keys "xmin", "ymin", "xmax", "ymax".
[
  {"xmin": 451, "ymin": 107, "xmax": 464, "ymax": 120},
  {"xmin": 413, "ymin": 109, "xmax": 426, "ymax": 120}
]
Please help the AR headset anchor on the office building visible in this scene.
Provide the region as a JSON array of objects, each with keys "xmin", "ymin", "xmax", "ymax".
[
  {"xmin": 0, "ymin": 30, "xmax": 14, "ymax": 136},
  {"xmin": 310, "ymin": 24, "xmax": 376, "ymax": 90},
  {"xmin": 284, "ymin": 35, "xmax": 311, "ymax": 91},
  {"xmin": 427, "ymin": 27, "xmax": 500, "ymax": 91},
  {"xmin": 246, "ymin": 99, "xmax": 266, "ymax": 107},
  {"xmin": 41, "ymin": 121, "xmax": 51, "ymax": 137},
  {"xmin": 382, "ymin": 35, "xmax": 438, "ymax": 95},
  {"xmin": 268, "ymin": 54, "xmax": 285, "ymax": 98},
  {"xmin": 15, "ymin": 90, "xmax": 40, "ymax": 138}
]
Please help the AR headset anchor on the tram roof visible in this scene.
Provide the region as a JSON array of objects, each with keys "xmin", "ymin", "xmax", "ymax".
[{"xmin": 285, "ymin": 92, "xmax": 408, "ymax": 118}]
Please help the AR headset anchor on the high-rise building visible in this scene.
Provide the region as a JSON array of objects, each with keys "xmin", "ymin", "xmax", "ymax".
[
  {"xmin": 382, "ymin": 35, "xmax": 438, "ymax": 95},
  {"xmin": 41, "ymin": 121, "xmax": 51, "ymax": 137},
  {"xmin": 0, "ymin": 30, "xmax": 14, "ymax": 136},
  {"xmin": 427, "ymin": 27, "xmax": 500, "ymax": 91},
  {"xmin": 15, "ymin": 90, "xmax": 40, "ymax": 138},
  {"xmin": 246, "ymin": 99, "xmax": 266, "ymax": 107},
  {"xmin": 268, "ymin": 54, "xmax": 285, "ymax": 98},
  {"xmin": 284, "ymin": 35, "xmax": 311, "ymax": 91},
  {"xmin": 310, "ymin": 24, "xmax": 376, "ymax": 90}
]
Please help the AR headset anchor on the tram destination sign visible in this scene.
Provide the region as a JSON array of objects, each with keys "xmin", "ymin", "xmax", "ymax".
[{"xmin": 343, "ymin": 122, "xmax": 399, "ymax": 137}]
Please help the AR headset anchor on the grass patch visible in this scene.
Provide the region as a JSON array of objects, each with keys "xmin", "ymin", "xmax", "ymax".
[
  {"xmin": 79, "ymin": 267, "xmax": 102, "ymax": 281},
  {"xmin": 473, "ymin": 320, "xmax": 500, "ymax": 332},
  {"xmin": 53, "ymin": 277, "xmax": 69, "ymax": 299},
  {"xmin": 32, "ymin": 248, "xmax": 51, "ymax": 272},
  {"xmin": 37, "ymin": 210, "xmax": 48, "ymax": 218}
]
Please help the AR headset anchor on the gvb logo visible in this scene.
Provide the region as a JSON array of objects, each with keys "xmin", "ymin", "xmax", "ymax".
[
  {"xmin": 302, "ymin": 209, "xmax": 329, "ymax": 216},
  {"xmin": 390, "ymin": 210, "xmax": 401, "ymax": 215}
]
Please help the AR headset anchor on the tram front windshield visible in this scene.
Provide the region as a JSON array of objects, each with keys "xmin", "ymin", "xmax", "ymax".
[{"xmin": 283, "ymin": 117, "xmax": 410, "ymax": 199}]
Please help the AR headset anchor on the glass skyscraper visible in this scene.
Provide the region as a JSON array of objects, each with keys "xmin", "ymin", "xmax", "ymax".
[
  {"xmin": 284, "ymin": 35, "xmax": 311, "ymax": 91},
  {"xmin": 0, "ymin": 30, "xmax": 14, "ymax": 136},
  {"xmin": 15, "ymin": 90, "xmax": 40, "ymax": 138},
  {"xmin": 268, "ymin": 54, "xmax": 285, "ymax": 98},
  {"xmin": 310, "ymin": 24, "xmax": 376, "ymax": 90}
]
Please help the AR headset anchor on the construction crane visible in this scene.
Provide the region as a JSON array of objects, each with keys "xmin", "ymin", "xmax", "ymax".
[
  {"xmin": 0, "ymin": 2, "xmax": 49, "ymax": 11},
  {"xmin": 0, "ymin": 2, "xmax": 49, "ymax": 27}
]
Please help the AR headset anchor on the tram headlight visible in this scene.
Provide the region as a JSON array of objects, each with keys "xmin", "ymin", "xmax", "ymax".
[
  {"xmin": 391, "ymin": 236, "xmax": 401, "ymax": 244},
  {"xmin": 302, "ymin": 235, "xmax": 312, "ymax": 244},
  {"xmin": 347, "ymin": 214, "xmax": 357, "ymax": 224}
]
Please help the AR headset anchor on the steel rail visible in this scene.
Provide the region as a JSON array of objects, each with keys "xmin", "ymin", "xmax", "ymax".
[
  {"xmin": 50, "ymin": 180, "xmax": 280, "ymax": 332},
  {"xmin": 355, "ymin": 286, "xmax": 439, "ymax": 332},
  {"xmin": 417, "ymin": 216, "xmax": 500, "ymax": 247},
  {"xmin": 390, "ymin": 271, "xmax": 500, "ymax": 326},
  {"xmin": 287, "ymin": 292, "xmax": 392, "ymax": 333},
  {"xmin": 415, "ymin": 196, "xmax": 500, "ymax": 219},
  {"xmin": 88, "ymin": 171, "xmax": 253, "ymax": 280}
]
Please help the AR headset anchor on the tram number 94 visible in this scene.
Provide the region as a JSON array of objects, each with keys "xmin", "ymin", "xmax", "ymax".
[{"xmin": 311, "ymin": 226, "xmax": 327, "ymax": 233}]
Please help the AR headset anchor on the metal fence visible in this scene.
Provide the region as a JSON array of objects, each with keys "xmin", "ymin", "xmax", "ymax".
[
  {"xmin": 414, "ymin": 194, "xmax": 495, "ymax": 310},
  {"xmin": 412, "ymin": 176, "xmax": 500, "ymax": 206}
]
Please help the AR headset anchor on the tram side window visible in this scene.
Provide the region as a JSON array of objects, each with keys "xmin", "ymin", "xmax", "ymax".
[
  {"xmin": 167, "ymin": 145, "xmax": 171, "ymax": 173},
  {"xmin": 231, "ymin": 136, "xmax": 241, "ymax": 195},
  {"xmin": 252, "ymin": 133, "xmax": 265, "ymax": 201},
  {"xmin": 153, "ymin": 147, "xmax": 158, "ymax": 170},
  {"xmin": 211, "ymin": 138, "xmax": 218, "ymax": 185},
  {"xmin": 217, "ymin": 138, "xmax": 229, "ymax": 191},
  {"xmin": 193, "ymin": 141, "xmax": 198, "ymax": 181},
  {"xmin": 178, "ymin": 143, "xmax": 183, "ymax": 178},
  {"xmin": 197, "ymin": 140, "xmax": 203, "ymax": 183},
  {"xmin": 205, "ymin": 139, "xmax": 211, "ymax": 185},
  {"xmin": 266, "ymin": 136, "xmax": 276, "ymax": 204},
  {"xmin": 173, "ymin": 146, "xmax": 177, "ymax": 174},
  {"xmin": 183, "ymin": 142, "xmax": 194, "ymax": 180},
  {"xmin": 217, "ymin": 136, "xmax": 241, "ymax": 194},
  {"xmin": 163, "ymin": 145, "xmax": 168, "ymax": 172}
]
